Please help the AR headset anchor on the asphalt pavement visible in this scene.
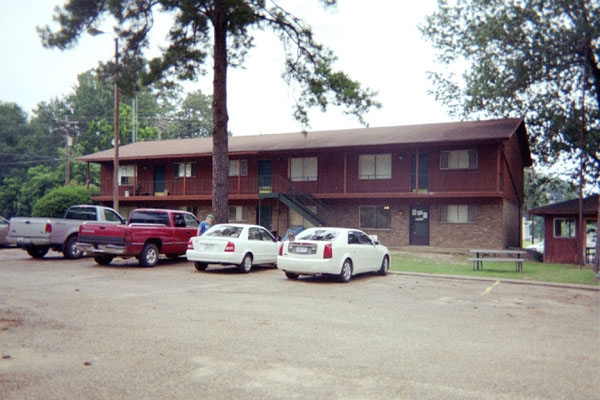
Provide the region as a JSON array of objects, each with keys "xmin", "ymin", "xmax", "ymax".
[{"xmin": 1, "ymin": 248, "xmax": 598, "ymax": 399}]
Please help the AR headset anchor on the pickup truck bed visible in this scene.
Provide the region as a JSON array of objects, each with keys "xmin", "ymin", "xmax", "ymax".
[
  {"xmin": 8, "ymin": 205, "xmax": 125, "ymax": 259},
  {"xmin": 76, "ymin": 209, "xmax": 199, "ymax": 267}
]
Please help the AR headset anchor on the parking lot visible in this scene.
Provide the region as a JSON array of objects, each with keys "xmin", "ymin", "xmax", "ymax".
[{"xmin": 1, "ymin": 248, "xmax": 598, "ymax": 399}]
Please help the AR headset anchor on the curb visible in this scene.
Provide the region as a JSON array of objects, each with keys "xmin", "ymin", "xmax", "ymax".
[{"xmin": 390, "ymin": 271, "xmax": 600, "ymax": 292}]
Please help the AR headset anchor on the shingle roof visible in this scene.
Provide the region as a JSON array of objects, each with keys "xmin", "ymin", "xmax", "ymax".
[
  {"xmin": 529, "ymin": 194, "xmax": 599, "ymax": 216},
  {"xmin": 77, "ymin": 117, "xmax": 531, "ymax": 165}
]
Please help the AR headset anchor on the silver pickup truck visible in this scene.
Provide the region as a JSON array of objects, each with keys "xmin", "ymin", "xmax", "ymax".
[{"xmin": 8, "ymin": 205, "xmax": 125, "ymax": 259}]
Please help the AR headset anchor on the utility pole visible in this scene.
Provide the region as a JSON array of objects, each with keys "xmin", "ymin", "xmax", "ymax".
[
  {"xmin": 57, "ymin": 119, "xmax": 79, "ymax": 185},
  {"xmin": 113, "ymin": 37, "xmax": 120, "ymax": 214}
]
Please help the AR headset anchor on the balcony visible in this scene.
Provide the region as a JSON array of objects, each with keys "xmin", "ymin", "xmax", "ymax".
[{"xmin": 98, "ymin": 171, "xmax": 502, "ymax": 199}]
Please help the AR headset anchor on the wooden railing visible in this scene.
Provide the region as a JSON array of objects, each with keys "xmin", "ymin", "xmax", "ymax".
[{"xmin": 102, "ymin": 171, "xmax": 502, "ymax": 198}]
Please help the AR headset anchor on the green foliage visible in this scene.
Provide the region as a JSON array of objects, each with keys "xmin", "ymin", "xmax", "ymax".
[
  {"xmin": 32, "ymin": 185, "xmax": 97, "ymax": 218},
  {"xmin": 524, "ymin": 169, "xmax": 578, "ymax": 213},
  {"xmin": 39, "ymin": 0, "xmax": 379, "ymax": 224},
  {"xmin": 421, "ymin": 0, "xmax": 600, "ymax": 182}
]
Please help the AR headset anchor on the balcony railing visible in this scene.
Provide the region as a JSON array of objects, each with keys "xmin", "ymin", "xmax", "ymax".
[{"xmin": 101, "ymin": 171, "xmax": 501, "ymax": 198}]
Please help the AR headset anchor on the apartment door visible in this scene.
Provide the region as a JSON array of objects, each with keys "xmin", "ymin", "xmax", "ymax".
[
  {"xmin": 257, "ymin": 205, "xmax": 272, "ymax": 230},
  {"xmin": 411, "ymin": 153, "xmax": 429, "ymax": 192},
  {"xmin": 154, "ymin": 165, "xmax": 166, "ymax": 194},
  {"xmin": 258, "ymin": 160, "xmax": 273, "ymax": 193},
  {"xmin": 409, "ymin": 205, "xmax": 430, "ymax": 245}
]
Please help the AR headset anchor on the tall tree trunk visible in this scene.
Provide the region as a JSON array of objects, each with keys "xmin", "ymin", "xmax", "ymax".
[{"xmin": 211, "ymin": 5, "xmax": 229, "ymax": 224}]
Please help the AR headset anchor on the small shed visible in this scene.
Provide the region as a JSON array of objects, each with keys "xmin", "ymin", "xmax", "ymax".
[{"xmin": 529, "ymin": 194, "xmax": 599, "ymax": 264}]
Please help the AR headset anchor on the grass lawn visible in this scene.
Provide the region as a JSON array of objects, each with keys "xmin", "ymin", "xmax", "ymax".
[{"xmin": 390, "ymin": 251, "xmax": 599, "ymax": 286}]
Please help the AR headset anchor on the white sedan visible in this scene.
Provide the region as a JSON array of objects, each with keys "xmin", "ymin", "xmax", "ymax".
[
  {"xmin": 186, "ymin": 224, "xmax": 279, "ymax": 273},
  {"xmin": 277, "ymin": 227, "xmax": 390, "ymax": 282}
]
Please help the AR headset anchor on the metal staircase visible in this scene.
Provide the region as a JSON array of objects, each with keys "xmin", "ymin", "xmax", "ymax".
[{"xmin": 259, "ymin": 176, "xmax": 328, "ymax": 227}]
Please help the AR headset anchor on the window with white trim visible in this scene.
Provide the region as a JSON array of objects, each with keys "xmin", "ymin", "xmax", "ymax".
[
  {"xmin": 440, "ymin": 150, "xmax": 478, "ymax": 170},
  {"xmin": 229, "ymin": 206, "xmax": 247, "ymax": 221},
  {"xmin": 440, "ymin": 205, "xmax": 476, "ymax": 223},
  {"xmin": 229, "ymin": 159, "xmax": 248, "ymax": 176},
  {"xmin": 554, "ymin": 218, "xmax": 576, "ymax": 238},
  {"xmin": 173, "ymin": 162, "xmax": 196, "ymax": 178},
  {"xmin": 359, "ymin": 154, "xmax": 391, "ymax": 179},
  {"xmin": 359, "ymin": 206, "xmax": 391, "ymax": 229},
  {"xmin": 290, "ymin": 157, "xmax": 317, "ymax": 181},
  {"xmin": 118, "ymin": 165, "xmax": 136, "ymax": 186}
]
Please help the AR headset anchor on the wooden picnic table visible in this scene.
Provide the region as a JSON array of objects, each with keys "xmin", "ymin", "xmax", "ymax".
[{"xmin": 469, "ymin": 249, "xmax": 525, "ymax": 272}]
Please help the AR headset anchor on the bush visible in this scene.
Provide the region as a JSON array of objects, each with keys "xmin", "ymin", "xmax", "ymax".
[{"xmin": 32, "ymin": 186, "xmax": 98, "ymax": 218}]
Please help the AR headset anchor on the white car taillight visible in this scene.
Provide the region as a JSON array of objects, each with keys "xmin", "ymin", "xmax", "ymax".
[
  {"xmin": 323, "ymin": 243, "xmax": 333, "ymax": 259},
  {"xmin": 224, "ymin": 241, "xmax": 235, "ymax": 252},
  {"xmin": 187, "ymin": 239, "xmax": 193, "ymax": 250}
]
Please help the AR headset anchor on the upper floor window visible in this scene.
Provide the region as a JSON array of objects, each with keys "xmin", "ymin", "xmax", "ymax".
[
  {"xmin": 229, "ymin": 159, "xmax": 248, "ymax": 177},
  {"xmin": 359, "ymin": 154, "xmax": 391, "ymax": 179},
  {"xmin": 118, "ymin": 165, "xmax": 136, "ymax": 186},
  {"xmin": 554, "ymin": 218, "xmax": 575, "ymax": 238},
  {"xmin": 173, "ymin": 162, "xmax": 196, "ymax": 178},
  {"xmin": 290, "ymin": 157, "xmax": 317, "ymax": 182},
  {"xmin": 440, "ymin": 150, "xmax": 478, "ymax": 170},
  {"xmin": 440, "ymin": 205, "xmax": 476, "ymax": 223}
]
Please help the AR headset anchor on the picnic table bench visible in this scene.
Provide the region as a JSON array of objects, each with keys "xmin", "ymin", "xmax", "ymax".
[{"xmin": 469, "ymin": 249, "xmax": 525, "ymax": 272}]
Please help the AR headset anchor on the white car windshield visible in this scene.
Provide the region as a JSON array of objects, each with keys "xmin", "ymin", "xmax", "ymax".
[
  {"xmin": 205, "ymin": 225, "xmax": 243, "ymax": 238},
  {"xmin": 296, "ymin": 229, "xmax": 339, "ymax": 241}
]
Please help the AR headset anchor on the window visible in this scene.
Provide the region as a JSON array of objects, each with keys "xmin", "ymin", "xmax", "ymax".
[
  {"xmin": 290, "ymin": 157, "xmax": 317, "ymax": 181},
  {"xmin": 249, "ymin": 227, "xmax": 275, "ymax": 242},
  {"xmin": 359, "ymin": 154, "xmax": 391, "ymax": 179},
  {"xmin": 173, "ymin": 162, "xmax": 196, "ymax": 178},
  {"xmin": 118, "ymin": 165, "xmax": 136, "ymax": 186},
  {"xmin": 229, "ymin": 159, "xmax": 248, "ymax": 176},
  {"xmin": 359, "ymin": 206, "xmax": 391, "ymax": 229},
  {"xmin": 289, "ymin": 207, "xmax": 316, "ymax": 228},
  {"xmin": 440, "ymin": 205, "xmax": 476, "ymax": 223},
  {"xmin": 440, "ymin": 150, "xmax": 478, "ymax": 170},
  {"xmin": 554, "ymin": 218, "xmax": 576, "ymax": 238},
  {"xmin": 104, "ymin": 209, "xmax": 124, "ymax": 223},
  {"xmin": 229, "ymin": 206, "xmax": 247, "ymax": 221},
  {"xmin": 348, "ymin": 230, "xmax": 374, "ymax": 245}
]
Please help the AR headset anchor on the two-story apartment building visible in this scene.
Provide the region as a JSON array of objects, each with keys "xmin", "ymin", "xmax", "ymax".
[{"xmin": 78, "ymin": 118, "xmax": 532, "ymax": 249}]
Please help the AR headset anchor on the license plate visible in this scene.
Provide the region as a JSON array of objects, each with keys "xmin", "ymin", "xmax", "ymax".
[{"xmin": 296, "ymin": 246, "xmax": 308, "ymax": 254}]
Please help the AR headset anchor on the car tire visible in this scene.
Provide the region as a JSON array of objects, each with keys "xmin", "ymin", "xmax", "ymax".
[
  {"xmin": 238, "ymin": 253, "xmax": 253, "ymax": 273},
  {"xmin": 26, "ymin": 246, "xmax": 49, "ymax": 259},
  {"xmin": 139, "ymin": 243, "xmax": 159, "ymax": 267},
  {"xmin": 338, "ymin": 258, "xmax": 353, "ymax": 283},
  {"xmin": 94, "ymin": 255, "xmax": 114, "ymax": 265},
  {"xmin": 285, "ymin": 272, "xmax": 299, "ymax": 280},
  {"xmin": 378, "ymin": 255, "xmax": 389, "ymax": 276},
  {"xmin": 194, "ymin": 262, "xmax": 208, "ymax": 271},
  {"xmin": 63, "ymin": 235, "xmax": 83, "ymax": 259}
]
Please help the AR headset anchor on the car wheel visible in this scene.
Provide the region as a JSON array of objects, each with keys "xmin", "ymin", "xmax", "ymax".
[
  {"xmin": 194, "ymin": 262, "xmax": 208, "ymax": 271},
  {"xmin": 26, "ymin": 246, "xmax": 49, "ymax": 259},
  {"xmin": 139, "ymin": 243, "xmax": 159, "ymax": 267},
  {"xmin": 238, "ymin": 253, "xmax": 253, "ymax": 273},
  {"xmin": 378, "ymin": 255, "xmax": 389, "ymax": 276},
  {"xmin": 63, "ymin": 235, "xmax": 83, "ymax": 259},
  {"xmin": 94, "ymin": 255, "xmax": 114, "ymax": 265},
  {"xmin": 285, "ymin": 272, "xmax": 299, "ymax": 280},
  {"xmin": 338, "ymin": 258, "xmax": 353, "ymax": 283}
]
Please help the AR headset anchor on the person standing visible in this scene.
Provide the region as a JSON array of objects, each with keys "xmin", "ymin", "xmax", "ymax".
[{"xmin": 198, "ymin": 214, "xmax": 214, "ymax": 235}]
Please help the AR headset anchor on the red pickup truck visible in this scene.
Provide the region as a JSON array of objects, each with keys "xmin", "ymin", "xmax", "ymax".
[{"xmin": 76, "ymin": 208, "xmax": 200, "ymax": 267}]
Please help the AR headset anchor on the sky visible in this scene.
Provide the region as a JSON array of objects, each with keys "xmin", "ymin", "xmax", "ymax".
[{"xmin": 0, "ymin": 0, "xmax": 453, "ymax": 136}]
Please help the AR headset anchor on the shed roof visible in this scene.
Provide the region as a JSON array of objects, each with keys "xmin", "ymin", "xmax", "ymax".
[
  {"xmin": 529, "ymin": 194, "xmax": 599, "ymax": 216},
  {"xmin": 77, "ymin": 117, "xmax": 532, "ymax": 165}
]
